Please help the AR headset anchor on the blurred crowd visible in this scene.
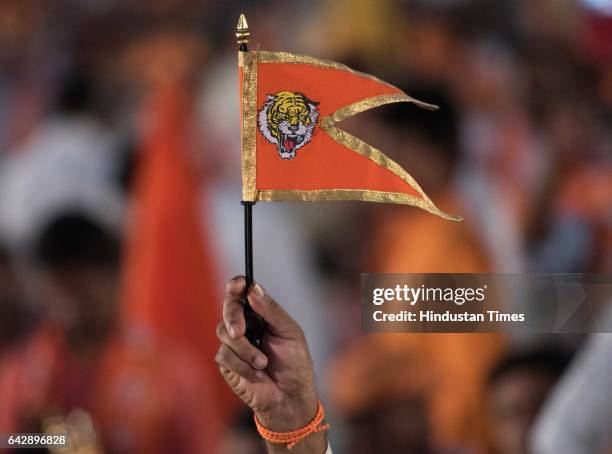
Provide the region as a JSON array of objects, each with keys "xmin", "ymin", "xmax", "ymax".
[{"xmin": 0, "ymin": 0, "xmax": 610, "ymax": 453}]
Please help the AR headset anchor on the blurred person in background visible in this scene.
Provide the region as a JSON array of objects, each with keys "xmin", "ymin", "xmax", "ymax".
[
  {"xmin": 364, "ymin": 86, "xmax": 504, "ymax": 452},
  {"xmin": 452, "ymin": 34, "xmax": 537, "ymax": 275},
  {"xmin": 0, "ymin": 242, "xmax": 38, "ymax": 433},
  {"xmin": 0, "ymin": 212, "xmax": 219, "ymax": 453},
  {"xmin": 0, "ymin": 0, "xmax": 58, "ymax": 155},
  {"xmin": 486, "ymin": 345, "xmax": 572, "ymax": 454},
  {"xmin": 524, "ymin": 88, "xmax": 612, "ymax": 274},
  {"xmin": 328, "ymin": 333, "xmax": 469, "ymax": 453},
  {"xmin": 0, "ymin": 68, "xmax": 124, "ymax": 251},
  {"xmin": 0, "ymin": 212, "xmax": 121, "ymax": 441},
  {"xmin": 531, "ymin": 307, "xmax": 612, "ymax": 454},
  {"xmin": 219, "ymin": 409, "xmax": 267, "ymax": 454}
]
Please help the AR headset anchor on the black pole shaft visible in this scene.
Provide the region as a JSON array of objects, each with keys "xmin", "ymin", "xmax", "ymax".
[
  {"xmin": 241, "ymin": 202, "xmax": 264, "ymax": 349},
  {"xmin": 242, "ymin": 201, "xmax": 254, "ymax": 288}
]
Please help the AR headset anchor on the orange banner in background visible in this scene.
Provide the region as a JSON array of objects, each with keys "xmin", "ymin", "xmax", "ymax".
[{"xmin": 121, "ymin": 85, "xmax": 235, "ymax": 450}]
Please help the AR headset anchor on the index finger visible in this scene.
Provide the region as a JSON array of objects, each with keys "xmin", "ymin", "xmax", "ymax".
[
  {"xmin": 247, "ymin": 283, "xmax": 303, "ymax": 341},
  {"xmin": 226, "ymin": 276, "xmax": 246, "ymax": 297},
  {"xmin": 223, "ymin": 296, "xmax": 246, "ymax": 339}
]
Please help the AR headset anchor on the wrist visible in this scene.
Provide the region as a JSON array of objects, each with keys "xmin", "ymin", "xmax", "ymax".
[{"xmin": 255, "ymin": 389, "xmax": 318, "ymax": 432}]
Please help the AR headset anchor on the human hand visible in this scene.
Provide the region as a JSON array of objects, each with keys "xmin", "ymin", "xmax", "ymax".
[{"xmin": 215, "ymin": 277, "xmax": 326, "ymax": 453}]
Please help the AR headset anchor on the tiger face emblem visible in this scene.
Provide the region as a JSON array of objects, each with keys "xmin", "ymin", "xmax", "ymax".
[{"xmin": 258, "ymin": 91, "xmax": 319, "ymax": 160}]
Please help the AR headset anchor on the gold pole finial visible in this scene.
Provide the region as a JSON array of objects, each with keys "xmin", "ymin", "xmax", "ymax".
[{"xmin": 236, "ymin": 14, "xmax": 249, "ymax": 45}]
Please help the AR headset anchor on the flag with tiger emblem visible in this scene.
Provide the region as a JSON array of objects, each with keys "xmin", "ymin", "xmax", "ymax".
[{"xmin": 239, "ymin": 46, "xmax": 462, "ymax": 221}]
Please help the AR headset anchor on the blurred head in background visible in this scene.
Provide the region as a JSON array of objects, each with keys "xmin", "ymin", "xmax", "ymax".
[
  {"xmin": 219, "ymin": 409, "xmax": 266, "ymax": 454},
  {"xmin": 328, "ymin": 336, "xmax": 451, "ymax": 453},
  {"xmin": 346, "ymin": 395, "xmax": 432, "ymax": 454},
  {"xmin": 31, "ymin": 212, "xmax": 121, "ymax": 352},
  {"xmin": 486, "ymin": 345, "xmax": 573, "ymax": 454},
  {"xmin": 377, "ymin": 85, "xmax": 459, "ymax": 196}
]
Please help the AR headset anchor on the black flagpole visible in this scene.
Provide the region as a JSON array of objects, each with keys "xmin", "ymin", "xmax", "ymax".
[
  {"xmin": 237, "ymin": 14, "xmax": 265, "ymax": 347},
  {"xmin": 242, "ymin": 201, "xmax": 254, "ymax": 287}
]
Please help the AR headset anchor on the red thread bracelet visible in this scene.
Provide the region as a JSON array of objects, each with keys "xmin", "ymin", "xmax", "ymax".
[{"xmin": 254, "ymin": 400, "xmax": 330, "ymax": 450}]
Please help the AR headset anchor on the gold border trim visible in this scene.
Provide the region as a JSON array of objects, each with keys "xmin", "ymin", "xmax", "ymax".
[
  {"xmin": 241, "ymin": 51, "xmax": 258, "ymax": 201},
  {"xmin": 256, "ymin": 51, "xmax": 398, "ymax": 90},
  {"xmin": 320, "ymin": 94, "xmax": 437, "ymax": 127},
  {"xmin": 319, "ymin": 94, "xmax": 462, "ymax": 221},
  {"xmin": 258, "ymin": 190, "xmax": 460, "ymax": 221}
]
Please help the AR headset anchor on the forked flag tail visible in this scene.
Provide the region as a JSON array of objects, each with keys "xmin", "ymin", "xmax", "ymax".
[{"xmin": 238, "ymin": 29, "xmax": 462, "ymax": 222}]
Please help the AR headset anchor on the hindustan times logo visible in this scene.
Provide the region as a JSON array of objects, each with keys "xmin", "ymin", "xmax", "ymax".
[{"xmin": 372, "ymin": 284, "xmax": 488, "ymax": 306}]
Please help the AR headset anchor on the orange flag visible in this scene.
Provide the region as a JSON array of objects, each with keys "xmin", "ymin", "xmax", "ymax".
[
  {"xmin": 121, "ymin": 84, "xmax": 234, "ymax": 423},
  {"xmin": 239, "ymin": 49, "xmax": 462, "ymax": 221}
]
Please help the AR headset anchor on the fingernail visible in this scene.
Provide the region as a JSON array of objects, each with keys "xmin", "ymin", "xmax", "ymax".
[
  {"xmin": 226, "ymin": 276, "xmax": 243, "ymax": 291},
  {"xmin": 253, "ymin": 283, "xmax": 265, "ymax": 298},
  {"xmin": 254, "ymin": 371, "xmax": 264, "ymax": 381},
  {"xmin": 228, "ymin": 323, "xmax": 238, "ymax": 338},
  {"xmin": 254, "ymin": 356, "xmax": 267, "ymax": 369}
]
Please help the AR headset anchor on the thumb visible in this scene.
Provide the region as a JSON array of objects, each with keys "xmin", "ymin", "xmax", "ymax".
[{"xmin": 247, "ymin": 283, "xmax": 302, "ymax": 340}]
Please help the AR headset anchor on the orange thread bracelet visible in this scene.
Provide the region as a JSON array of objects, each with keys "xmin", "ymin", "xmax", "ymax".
[{"xmin": 254, "ymin": 400, "xmax": 330, "ymax": 450}]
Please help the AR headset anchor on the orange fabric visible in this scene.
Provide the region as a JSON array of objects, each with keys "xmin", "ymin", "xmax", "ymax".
[
  {"xmin": 370, "ymin": 197, "xmax": 504, "ymax": 452},
  {"xmin": 122, "ymin": 86, "xmax": 220, "ymax": 359},
  {"xmin": 258, "ymin": 64, "xmax": 400, "ymax": 117},
  {"xmin": 120, "ymin": 85, "xmax": 234, "ymax": 445},
  {"xmin": 251, "ymin": 61, "xmax": 420, "ymax": 197},
  {"xmin": 258, "ymin": 128, "xmax": 420, "ymax": 195}
]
